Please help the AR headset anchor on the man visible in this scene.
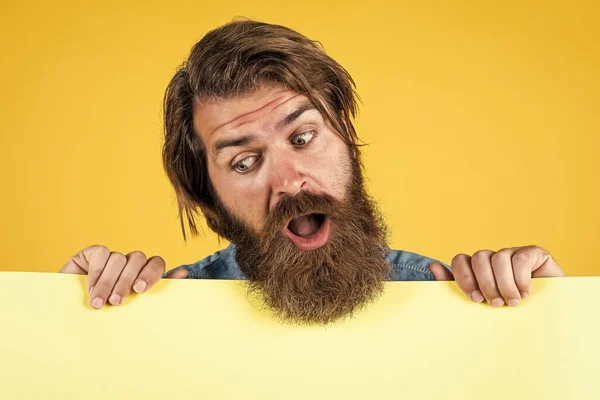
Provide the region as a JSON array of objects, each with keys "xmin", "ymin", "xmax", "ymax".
[{"xmin": 60, "ymin": 19, "xmax": 565, "ymax": 324}]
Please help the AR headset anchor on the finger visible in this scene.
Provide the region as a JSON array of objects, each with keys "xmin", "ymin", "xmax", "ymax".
[
  {"xmin": 166, "ymin": 268, "xmax": 189, "ymax": 279},
  {"xmin": 59, "ymin": 258, "xmax": 87, "ymax": 274},
  {"xmin": 89, "ymin": 252, "xmax": 127, "ymax": 309},
  {"xmin": 108, "ymin": 251, "xmax": 147, "ymax": 306},
  {"xmin": 529, "ymin": 246, "xmax": 565, "ymax": 278},
  {"xmin": 511, "ymin": 247, "xmax": 536, "ymax": 298},
  {"xmin": 449, "ymin": 254, "xmax": 484, "ymax": 303},
  {"xmin": 428, "ymin": 262, "xmax": 454, "ymax": 281},
  {"xmin": 132, "ymin": 256, "xmax": 167, "ymax": 293},
  {"xmin": 84, "ymin": 245, "xmax": 111, "ymax": 293},
  {"xmin": 490, "ymin": 248, "xmax": 522, "ymax": 307},
  {"xmin": 471, "ymin": 250, "xmax": 504, "ymax": 307},
  {"xmin": 533, "ymin": 257, "xmax": 565, "ymax": 278},
  {"xmin": 511, "ymin": 246, "xmax": 565, "ymax": 297}
]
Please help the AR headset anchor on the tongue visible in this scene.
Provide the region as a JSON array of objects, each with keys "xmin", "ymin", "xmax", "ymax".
[{"xmin": 288, "ymin": 214, "xmax": 321, "ymax": 238}]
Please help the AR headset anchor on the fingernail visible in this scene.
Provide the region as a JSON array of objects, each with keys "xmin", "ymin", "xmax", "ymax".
[
  {"xmin": 91, "ymin": 297, "xmax": 104, "ymax": 309},
  {"xmin": 109, "ymin": 294, "xmax": 121, "ymax": 306},
  {"xmin": 491, "ymin": 298, "xmax": 505, "ymax": 307},
  {"xmin": 507, "ymin": 298, "xmax": 520, "ymax": 307},
  {"xmin": 88, "ymin": 285, "xmax": 94, "ymax": 294},
  {"xmin": 133, "ymin": 280, "xmax": 147, "ymax": 293},
  {"xmin": 520, "ymin": 291, "xmax": 529, "ymax": 299},
  {"xmin": 470, "ymin": 290, "xmax": 484, "ymax": 303}
]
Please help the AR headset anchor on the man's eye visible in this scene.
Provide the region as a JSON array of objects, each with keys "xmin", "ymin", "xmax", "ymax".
[
  {"xmin": 291, "ymin": 130, "xmax": 315, "ymax": 146},
  {"xmin": 233, "ymin": 156, "xmax": 259, "ymax": 173}
]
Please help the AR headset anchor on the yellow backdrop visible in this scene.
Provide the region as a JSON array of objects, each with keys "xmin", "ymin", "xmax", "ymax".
[{"xmin": 0, "ymin": 0, "xmax": 598, "ymax": 276}]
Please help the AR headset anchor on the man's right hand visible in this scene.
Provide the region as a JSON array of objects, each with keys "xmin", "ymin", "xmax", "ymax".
[{"xmin": 60, "ymin": 245, "xmax": 188, "ymax": 309}]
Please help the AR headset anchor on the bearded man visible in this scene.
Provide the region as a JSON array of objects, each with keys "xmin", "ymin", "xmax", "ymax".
[{"xmin": 60, "ymin": 19, "xmax": 565, "ymax": 324}]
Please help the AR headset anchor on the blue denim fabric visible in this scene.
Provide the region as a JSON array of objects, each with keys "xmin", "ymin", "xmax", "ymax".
[{"xmin": 164, "ymin": 244, "xmax": 450, "ymax": 281}]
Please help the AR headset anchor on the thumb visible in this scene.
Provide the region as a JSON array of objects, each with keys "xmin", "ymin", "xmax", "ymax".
[
  {"xmin": 428, "ymin": 262, "xmax": 454, "ymax": 281},
  {"xmin": 166, "ymin": 268, "xmax": 189, "ymax": 279},
  {"xmin": 59, "ymin": 258, "xmax": 87, "ymax": 274},
  {"xmin": 532, "ymin": 257, "xmax": 565, "ymax": 278}
]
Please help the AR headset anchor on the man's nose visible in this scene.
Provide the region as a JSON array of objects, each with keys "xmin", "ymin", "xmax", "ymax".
[{"xmin": 269, "ymin": 156, "xmax": 307, "ymax": 210}]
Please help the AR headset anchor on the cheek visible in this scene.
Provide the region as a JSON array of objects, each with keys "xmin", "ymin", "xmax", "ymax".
[
  {"xmin": 315, "ymin": 142, "xmax": 353, "ymax": 200},
  {"xmin": 207, "ymin": 164, "xmax": 268, "ymax": 230}
]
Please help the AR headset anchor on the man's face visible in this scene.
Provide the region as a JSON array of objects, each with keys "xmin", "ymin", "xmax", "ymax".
[
  {"xmin": 193, "ymin": 85, "xmax": 390, "ymax": 324},
  {"xmin": 193, "ymin": 85, "xmax": 351, "ymax": 238}
]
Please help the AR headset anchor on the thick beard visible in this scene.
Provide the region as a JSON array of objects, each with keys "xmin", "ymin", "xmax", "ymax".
[{"xmin": 210, "ymin": 162, "xmax": 391, "ymax": 325}]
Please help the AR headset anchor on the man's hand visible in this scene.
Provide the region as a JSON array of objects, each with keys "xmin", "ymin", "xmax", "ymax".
[
  {"xmin": 428, "ymin": 246, "xmax": 565, "ymax": 307},
  {"xmin": 60, "ymin": 245, "xmax": 187, "ymax": 309}
]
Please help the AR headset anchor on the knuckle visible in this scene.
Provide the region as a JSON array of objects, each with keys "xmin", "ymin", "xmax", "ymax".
[
  {"xmin": 70, "ymin": 253, "xmax": 84, "ymax": 266},
  {"xmin": 512, "ymin": 251, "xmax": 533, "ymax": 266},
  {"xmin": 532, "ymin": 245, "xmax": 549, "ymax": 257},
  {"xmin": 128, "ymin": 251, "xmax": 147, "ymax": 264},
  {"xmin": 455, "ymin": 272, "xmax": 476, "ymax": 287},
  {"xmin": 153, "ymin": 255, "xmax": 166, "ymax": 265},
  {"xmin": 94, "ymin": 281, "xmax": 114, "ymax": 296},
  {"xmin": 110, "ymin": 252, "xmax": 127, "ymax": 265},
  {"xmin": 490, "ymin": 251, "xmax": 504, "ymax": 266},
  {"xmin": 92, "ymin": 245, "xmax": 110, "ymax": 258},
  {"xmin": 451, "ymin": 253, "xmax": 470, "ymax": 265},
  {"xmin": 490, "ymin": 252, "xmax": 502, "ymax": 267},
  {"xmin": 472, "ymin": 250, "xmax": 492, "ymax": 263},
  {"xmin": 148, "ymin": 256, "xmax": 166, "ymax": 272}
]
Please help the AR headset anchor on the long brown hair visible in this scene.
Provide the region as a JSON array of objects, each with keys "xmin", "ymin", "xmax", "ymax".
[{"xmin": 162, "ymin": 19, "xmax": 362, "ymax": 240}]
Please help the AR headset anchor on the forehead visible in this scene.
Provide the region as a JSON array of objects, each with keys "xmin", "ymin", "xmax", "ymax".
[{"xmin": 192, "ymin": 85, "xmax": 308, "ymax": 143}]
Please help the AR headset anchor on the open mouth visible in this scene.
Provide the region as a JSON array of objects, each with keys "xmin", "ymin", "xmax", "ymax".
[{"xmin": 284, "ymin": 213, "xmax": 331, "ymax": 251}]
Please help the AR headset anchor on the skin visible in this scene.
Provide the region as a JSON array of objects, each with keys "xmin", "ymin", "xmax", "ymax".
[
  {"xmin": 59, "ymin": 84, "xmax": 565, "ymax": 309},
  {"xmin": 429, "ymin": 247, "xmax": 564, "ymax": 306},
  {"xmin": 193, "ymin": 85, "xmax": 351, "ymax": 233}
]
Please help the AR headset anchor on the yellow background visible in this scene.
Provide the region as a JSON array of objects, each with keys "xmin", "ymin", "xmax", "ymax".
[
  {"xmin": 1, "ymin": 273, "xmax": 599, "ymax": 399},
  {"xmin": 0, "ymin": 0, "xmax": 598, "ymax": 275}
]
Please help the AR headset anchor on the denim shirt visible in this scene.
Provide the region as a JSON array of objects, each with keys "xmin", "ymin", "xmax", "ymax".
[{"xmin": 165, "ymin": 244, "xmax": 450, "ymax": 281}]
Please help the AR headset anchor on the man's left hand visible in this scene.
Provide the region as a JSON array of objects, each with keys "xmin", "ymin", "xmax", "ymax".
[{"xmin": 428, "ymin": 246, "xmax": 565, "ymax": 307}]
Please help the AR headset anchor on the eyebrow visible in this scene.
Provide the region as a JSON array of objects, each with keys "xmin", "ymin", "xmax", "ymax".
[
  {"xmin": 213, "ymin": 136, "xmax": 256, "ymax": 162},
  {"xmin": 276, "ymin": 101, "xmax": 317, "ymax": 130},
  {"xmin": 212, "ymin": 101, "xmax": 317, "ymax": 162}
]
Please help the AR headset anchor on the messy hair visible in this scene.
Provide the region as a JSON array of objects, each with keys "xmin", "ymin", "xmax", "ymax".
[{"xmin": 162, "ymin": 19, "xmax": 361, "ymax": 240}]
